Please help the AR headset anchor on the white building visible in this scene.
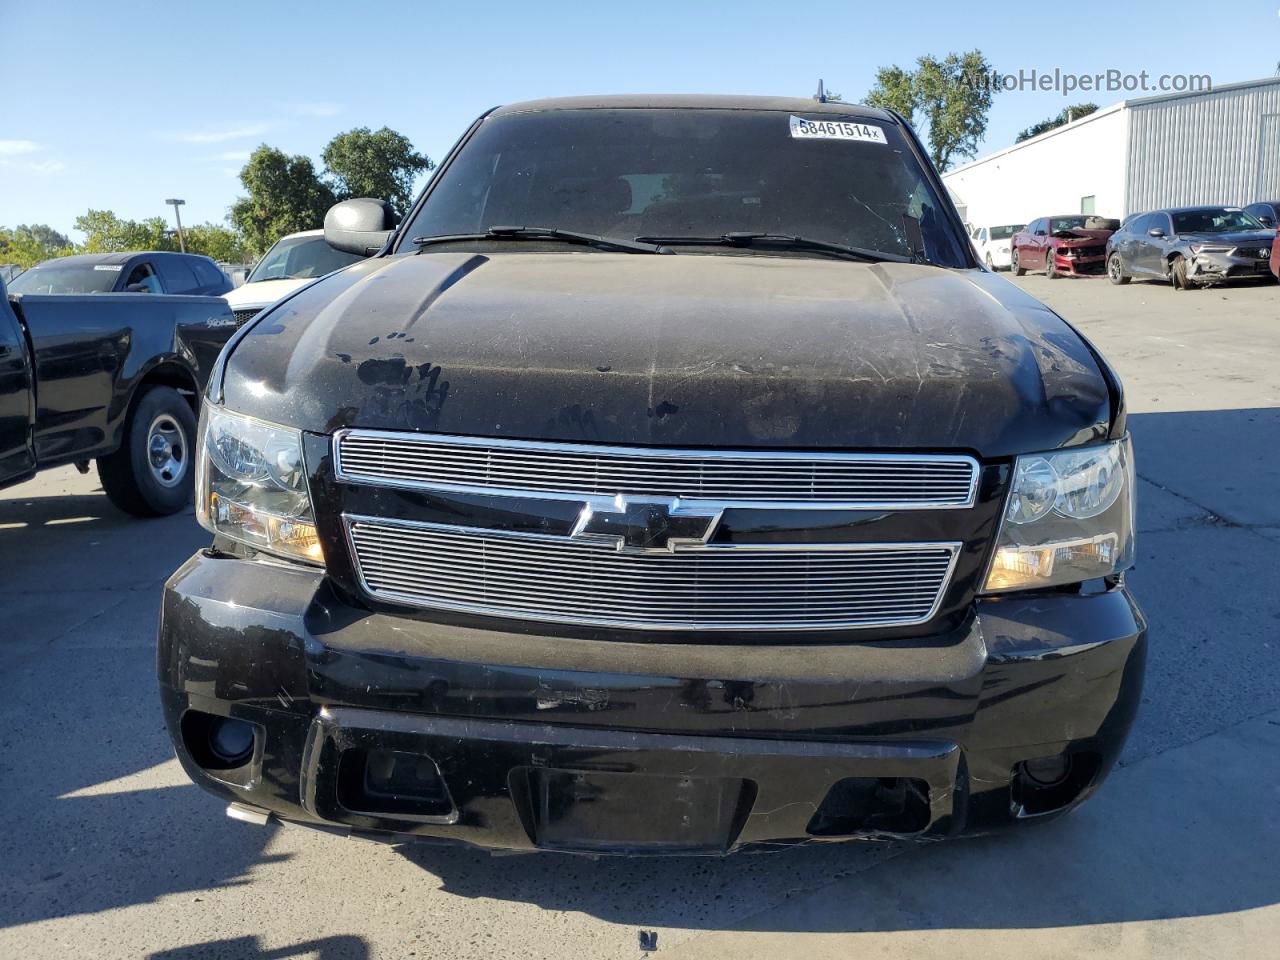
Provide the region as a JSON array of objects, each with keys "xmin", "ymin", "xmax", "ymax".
[{"xmin": 944, "ymin": 76, "xmax": 1280, "ymax": 230}]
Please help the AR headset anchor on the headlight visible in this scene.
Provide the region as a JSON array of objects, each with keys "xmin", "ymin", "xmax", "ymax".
[
  {"xmin": 983, "ymin": 437, "xmax": 1134, "ymax": 593},
  {"xmin": 195, "ymin": 406, "xmax": 324, "ymax": 564}
]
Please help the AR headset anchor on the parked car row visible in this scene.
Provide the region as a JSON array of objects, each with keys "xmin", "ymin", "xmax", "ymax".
[
  {"xmin": 974, "ymin": 202, "xmax": 1279, "ymax": 290},
  {"xmin": 13, "ymin": 228, "xmax": 374, "ymax": 325}
]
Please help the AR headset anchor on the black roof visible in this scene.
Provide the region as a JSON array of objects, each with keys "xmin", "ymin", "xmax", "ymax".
[
  {"xmin": 1159, "ymin": 205, "xmax": 1252, "ymax": 214},
  {"xmin": 490, "ymin": 94, "xmax": 898, "ymax": 124},
  {"xmin": 31, "ymin": 251, "xmax": 215, "ymax": 268}
]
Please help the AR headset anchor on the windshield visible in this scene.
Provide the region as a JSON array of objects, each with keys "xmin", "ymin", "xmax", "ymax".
[
  {"xmin": 400, "ymin": 108, "xmax": 969, "ymax": 266},
  {"xmin": 247, "ymin": 235, "xmax": 365, "ymax": 283},
  {"xmin": 8, "ymin": 262, "xmax": 121, "ymax": 294},
  {"xmin": 989, "ymin": 225, "xmax": 1023, "ymax": 240},
  {"xmin": 1171, "ymin": 208, "xmax": 1267, "ymax": 234}
]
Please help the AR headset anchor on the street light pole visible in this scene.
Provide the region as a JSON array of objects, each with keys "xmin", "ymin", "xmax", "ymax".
[{"xmin": 165, "ymin": 198, "xmax": 187, "ymax": 253}]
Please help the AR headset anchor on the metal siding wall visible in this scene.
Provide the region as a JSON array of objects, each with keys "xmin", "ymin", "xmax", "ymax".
[{"xmin": 1127, "ymin": 83, "xmax": 1280, "ymax": 211}]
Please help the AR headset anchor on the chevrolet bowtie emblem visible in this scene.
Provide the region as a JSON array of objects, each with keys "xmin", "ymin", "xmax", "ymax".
[{"xmin": 570, "ymin": 496, "xmax": 722, "ymax": 553}]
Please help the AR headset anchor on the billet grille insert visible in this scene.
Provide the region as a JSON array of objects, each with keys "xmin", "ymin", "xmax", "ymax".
[
  {"xmin": 347, "ymin": 518, "xmax": 960, "ymax": 631},
  {"xmin": 335, "ymin": 431, "xmax": 978, "ymax": 508}
]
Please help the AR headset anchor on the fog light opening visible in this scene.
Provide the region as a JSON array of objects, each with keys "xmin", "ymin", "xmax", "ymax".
[
  {"xmin": 180, "ymin": 710, "xmax": 259, "ymax": 772},
  {"xmin": 1012, "ymin": 751, "xmax": 1102, "ymax": 817},
  {"xmin": 208, "ymin": 717, "xmax": 256, "ymax": 765},
  {"xmin": 1022, "ymin": 753, "xmax": 1071, "ymax": 787}
]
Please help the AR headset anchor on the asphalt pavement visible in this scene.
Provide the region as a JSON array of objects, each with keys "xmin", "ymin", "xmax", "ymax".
[{"xmin": 1, "ymin": 273, "xmax": 1277, "ymax": 959}]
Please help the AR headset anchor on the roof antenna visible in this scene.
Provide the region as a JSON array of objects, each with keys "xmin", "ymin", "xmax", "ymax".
[{"xmin": 814, "ymin": 79, "xmax": 828, "ymax": 103}]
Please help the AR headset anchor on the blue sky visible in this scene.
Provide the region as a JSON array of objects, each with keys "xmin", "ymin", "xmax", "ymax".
[{"xmin": 5, "ymin": 0, "xmax": 1279, "ymax": 238}]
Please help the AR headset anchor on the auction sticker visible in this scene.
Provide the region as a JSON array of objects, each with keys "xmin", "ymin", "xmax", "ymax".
[
  {"xmin": 790, "ymin": 116, "xmax": 887, "ymax": 144},
  {"xmin": 93, "ymin": 264, "xmax": 123, "ymax": 271}
]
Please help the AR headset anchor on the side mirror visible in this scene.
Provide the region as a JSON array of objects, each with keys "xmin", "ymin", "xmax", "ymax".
[
  {"xmin": 1034, "ymin": 229, "xmax": 1046, "ymax": 236},
  {"xmin": 324, "ymin": 198, "xmax": 399, "ymax": 256},
  {"xmin": 1259, "ymin": 216, "xmax": 1275, "ymax": 228},
  {"xmin": 1147, "ymin": 228, "xmax": 1166, "ymax": 238}
]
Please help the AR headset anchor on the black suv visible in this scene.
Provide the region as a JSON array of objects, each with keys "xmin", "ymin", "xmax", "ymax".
[
  {"xmin": 160, "ymin": 96, "xmax": 1144, "ymax": 855},
  {"xmin": 1106, "ymin": 206, "xmax": 1276, "ymax": 289}
]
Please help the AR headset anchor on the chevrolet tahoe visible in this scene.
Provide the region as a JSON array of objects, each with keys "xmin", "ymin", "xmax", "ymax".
[{"xmin": 159, "ymin": 95, "xmax": 1145, "ymax": 854}]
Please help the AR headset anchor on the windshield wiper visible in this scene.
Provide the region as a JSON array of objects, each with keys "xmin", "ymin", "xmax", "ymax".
[
  {"xmin": 633, "ymin": 232, "xmax": 909, "ymax": 263},
  {"xmin": 413, "ymin": 226, "xmax": 670, "ymax": 255}
]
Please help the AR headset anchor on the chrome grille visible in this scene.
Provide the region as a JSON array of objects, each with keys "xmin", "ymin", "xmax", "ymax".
[
  {"xmin": 347, "ymin": 518, "xmax": 960, "ymax": 631},
  {"xmin": 335, "ymin": 431, "xmax": 977, "ymax": 508}
]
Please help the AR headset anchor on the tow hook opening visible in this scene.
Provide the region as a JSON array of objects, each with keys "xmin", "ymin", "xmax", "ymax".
[
  {"xmin": 336, "ymin": 748, "xmax": 454, "ymax": 820},
  {"xmin": 1011, "ymin": 751, "xmax": 1101, "ymax": 816},
  {"xmin": 806, "ymin": 776, "xmax": 932, "ymax": 836},
  {"xmin": 181, "ymin": 710, "xmax": 259, "ymax": 771}
]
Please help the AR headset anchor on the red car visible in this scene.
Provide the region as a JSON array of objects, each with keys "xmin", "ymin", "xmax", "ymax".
[
  {"xmin": 1011, "ymin": 215, "xmax": 1119, "ymax": 278},
  {"xmin": 1272, "ymin": 231, "xmax": 1279, "ymax": 281}
]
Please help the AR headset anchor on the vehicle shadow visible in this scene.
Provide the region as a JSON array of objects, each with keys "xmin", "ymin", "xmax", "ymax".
[
  {"xmin": 391, "ymin": 724, "xmax": 1280, "ymax": 932},
  {"xmin": 147, "ymin": 935, "xmax": 370, "ymax": 960}
]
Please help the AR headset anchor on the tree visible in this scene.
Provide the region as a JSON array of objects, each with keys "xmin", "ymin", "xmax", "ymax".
[
  {"xmin": 182, "ymin": 223, "xmax": 248, "ymax": 263},
  {"xmin": 230, "ymin": 146, "xmax": 337, "ymax": 257},
  {"xmin": 1016, "ymin": 103, "xmax": 1099, "ymax": 143},
  {"xmin": 0, "ymin": 224, "xmax": 74, "ymax": 267},
  {"xmin": 866, "ymin": 51, "xmax": 997, "ymax": 172},
  {"xmin": 74, "ymin": 209, "xmax": 172, "ymax": 252},
  {"xmin": 321, "ymin": 126, "xmax": 433, "ymax": 215}
]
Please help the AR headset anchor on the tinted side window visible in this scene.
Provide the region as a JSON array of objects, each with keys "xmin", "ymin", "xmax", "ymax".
[
  {"xmin": 192, "ymin": 259, "xmax": 226, "ymax": 290},
  {"xmin": 156, "ymin": 257, "xmax": 200, "ymax": 294}
]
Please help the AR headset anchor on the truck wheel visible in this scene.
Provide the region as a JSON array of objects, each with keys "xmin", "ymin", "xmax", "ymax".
[
  {"xmin": 1108, "ymin": 253, "xmax": 1131, "ymax": 285},
  {"xmin": 1011, "ymin": 249, "xmax": 1026, "ymax": 276},
  {"xmin": 985, "ymin": 253, "xmax": 994, "ymax": 271},
  {"xmin": 1169, "ymin": 255, "xmax": 1189, "ymax": 290},
  {"xmin": 97, "ymin": 386, "xmax": 197, "ymax": 516}
]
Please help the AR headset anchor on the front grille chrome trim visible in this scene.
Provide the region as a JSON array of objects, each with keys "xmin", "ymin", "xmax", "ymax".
[
  {"xmin": 333, "ymin": 430, "xmax": 979, "ymax": 511},
  {"xmin": 344, "ymin": 515, "xmax": 962, "ymax": 632}
]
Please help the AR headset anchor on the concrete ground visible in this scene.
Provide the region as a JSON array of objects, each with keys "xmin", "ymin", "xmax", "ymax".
[{"xmin": 1, "ymin": 272, "xmax": 1277, "ymax": 959}]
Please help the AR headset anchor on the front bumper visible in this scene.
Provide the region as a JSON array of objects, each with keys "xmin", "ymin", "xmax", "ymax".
[
  {"xmin": 159, "ymin": 551, "xmax": 1146, "ymax": 854},
  {"xmin": 1187, "ymin": 251, "xmax": 1275, "ymax": 283},
  {"xmin": 1053, "ymin": 252, "xmax": 1106, "ymax": 276}
]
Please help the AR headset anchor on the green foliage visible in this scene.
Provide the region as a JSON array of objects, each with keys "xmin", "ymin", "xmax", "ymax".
[
  {"xmin": 866, "ymin": 50, "xmax": 997, "ymax": 172},
  {"xmin": 0, "ymin": 223, "xmax": 75, "ymax": 268},
  {"xmin": 182, "ymin": 223, "xmax": 248, "ymax": 263},
  {"xmin": 864, "ymin": 66, "xmax": 917, "ymax": 120},
  {"xmin": 1016, "ymin": 103, "xmax": 1099, "ymax": 143},
  {"xmin": 230, "ymin": 146, "xmax": 337, "ymax": 257},
  {"xmin": 74, "ymin": 209, "xmax": 172, "ymax": 252},
  {"xmin": 322, "ymin": 126, "xmax": 434, "ymax": 216}
]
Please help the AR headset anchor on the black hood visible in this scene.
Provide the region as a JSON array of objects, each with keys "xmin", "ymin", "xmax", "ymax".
[
  {"xmin": 1179, "ymin": 229, "xmax": 1276, "ymax": 245},
  {"xmin": 221, "ymin": 252, "xmax": 1112, "ymax": 457}
]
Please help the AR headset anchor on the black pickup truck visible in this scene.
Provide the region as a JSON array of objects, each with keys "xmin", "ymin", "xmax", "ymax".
[
  {"xmin": 160, "ymin": 96, "xmax": 1145, "ymax": 854},
  {"xmin": 1, "ymin": 280, "xmax": 237, "ymax": 514}
]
